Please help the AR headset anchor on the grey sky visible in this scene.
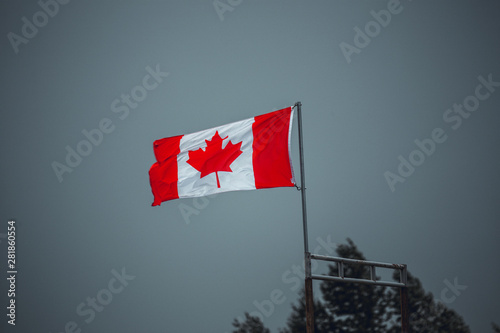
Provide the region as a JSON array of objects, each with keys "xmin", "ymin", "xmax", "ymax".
[{"xmin": 1, "ymin": 1, "xmax": 499, "ymax": 332}]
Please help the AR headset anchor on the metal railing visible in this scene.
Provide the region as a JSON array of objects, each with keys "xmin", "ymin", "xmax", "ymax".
[{"xmin": 309, "ymin": 253, "xmax": 408, "ymax": 288}]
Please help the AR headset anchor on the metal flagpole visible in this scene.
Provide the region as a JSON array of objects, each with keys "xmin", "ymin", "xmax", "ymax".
[
  {"xmin": 294, "ymin": 102, "xmax": 408, "ymax": 332},
  {"xmin": 295, "ymin": 101, "xmax": 315, "ymax": 333}
]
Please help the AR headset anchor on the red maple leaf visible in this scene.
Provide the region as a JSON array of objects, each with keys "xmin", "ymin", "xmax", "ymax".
[{"xmin": 187, "ymin": 131, "xmax": 243, "ymax": 188}]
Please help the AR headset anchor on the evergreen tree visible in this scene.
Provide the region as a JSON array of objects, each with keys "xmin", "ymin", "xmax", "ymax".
[
  {"xmin": 278, "ymin": 289, "xmax": 330, "ymax": 333},
  {"xmin": 319, "ymin": 238, "xmax": 388, "ymax": 332},
  {"xmin": 385, "ymin": 271, "xmax": 470, "ymax": 333},
  {"xmin": 278, "ymin": 238, "xmax": 388, "ymax": 332},
  {"xmin": 232, "ymin": 313, "xmax": 270, "ymax": 333},
  {"xmin": 233, "ymin": 239, "xmax": 471, "ymax": 333}
]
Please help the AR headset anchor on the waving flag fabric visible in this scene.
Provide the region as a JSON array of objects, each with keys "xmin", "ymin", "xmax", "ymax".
[{"xmin": 149, "ymin": 107, "xmax": 295, "ymax": 206}]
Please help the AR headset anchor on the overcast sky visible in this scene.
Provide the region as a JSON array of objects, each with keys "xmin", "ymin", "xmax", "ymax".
[{"xmin": 1, "ymin": 1, "xmax": 499, "ymax": 332}]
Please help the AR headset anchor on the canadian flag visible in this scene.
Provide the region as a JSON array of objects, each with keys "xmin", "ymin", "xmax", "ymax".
[{"xmin": 149, "ymin": 107, "xmax": 295, "ymax": 206}]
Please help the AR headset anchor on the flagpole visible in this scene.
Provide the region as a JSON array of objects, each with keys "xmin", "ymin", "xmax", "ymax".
[{"xmin": 295, "ymin": 101, "xmax": 314, "ymax": 333}]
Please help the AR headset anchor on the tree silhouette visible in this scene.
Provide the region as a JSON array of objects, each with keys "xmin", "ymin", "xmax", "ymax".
[
  {"xmin": 318, "ymin": 238, "xmax": 388, "ymax": 332},
  {"xmin": 233, "ymin": 238, "xmax": 471, "ymax": 333},
  {"xmin": 278, "ymin": 290, "xmax": 330, "ymax": 333},
  {"xmin": 232, "ymin": 313, "xmax": 270, "ymax": 333},
  {"xmin": 385, "ymin": 270, "xmax": 470, "ymax": 332}
]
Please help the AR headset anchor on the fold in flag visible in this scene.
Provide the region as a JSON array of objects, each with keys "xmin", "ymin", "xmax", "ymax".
[{"xmin": 149, "ymin": 107, "xmax": 295, "ymax": 206}]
